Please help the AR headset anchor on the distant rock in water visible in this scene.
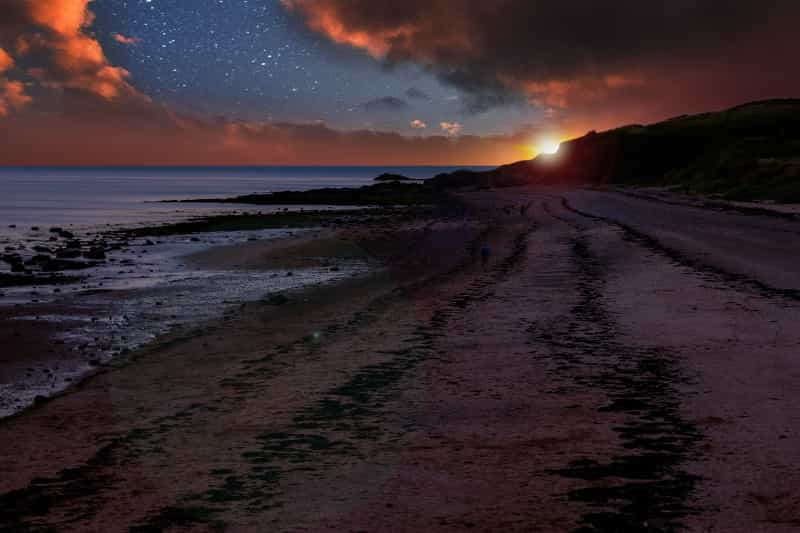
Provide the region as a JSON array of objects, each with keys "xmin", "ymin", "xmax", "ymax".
[
  {"xmin": 374, "ymin": 173, "xmax": 413, "ymax": 182},
  {"xmin": 170, "ymin": 180, "xmax": 440, "ymax": 206}
]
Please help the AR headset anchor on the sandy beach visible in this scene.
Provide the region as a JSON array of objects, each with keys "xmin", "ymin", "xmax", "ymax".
[{"xmin": 1, "ymin": 187, "xmax": 800, "ymax": 531}]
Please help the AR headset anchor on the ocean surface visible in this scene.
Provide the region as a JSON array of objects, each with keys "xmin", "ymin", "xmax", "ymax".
[{"xmin": 0, "ymin": 166, "xmax": 486, "ymax": 235}]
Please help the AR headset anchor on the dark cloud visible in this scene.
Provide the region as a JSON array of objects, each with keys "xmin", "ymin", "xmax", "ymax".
[
  {"xmin": 360, "ymin": 95, "xmax": 410, "ymax": 112},
  {"xmin": 405, "ymin": 87, "xmax": 431, "ymax": 101},
  {"xmin": 283, "ymin": 0, "xmax": 800, "ymax": 123}
]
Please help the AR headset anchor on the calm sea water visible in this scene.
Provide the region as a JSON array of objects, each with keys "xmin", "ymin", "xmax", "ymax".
[{"xmin": 0, "ymin": 166, "xmax": 485, "ymax": 234}]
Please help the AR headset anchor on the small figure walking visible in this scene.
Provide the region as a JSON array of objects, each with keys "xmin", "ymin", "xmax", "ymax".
[{"xmin": 481, "ymin": 244, "xmax": 491, "ymax": 270}]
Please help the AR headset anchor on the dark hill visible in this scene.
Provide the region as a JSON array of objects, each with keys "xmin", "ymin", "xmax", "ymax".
[{"xmin": 429, "ymin": 99, "xmax": 800, "ymax": 202}]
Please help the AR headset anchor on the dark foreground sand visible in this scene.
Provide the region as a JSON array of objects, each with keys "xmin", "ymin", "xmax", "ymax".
[{"xmin": 1, "ymin": 187, "xmax": 800, "ymax": 532}]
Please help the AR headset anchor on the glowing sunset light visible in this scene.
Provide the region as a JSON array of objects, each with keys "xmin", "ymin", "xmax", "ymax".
[{"xmin": 534, "ymin": 137, "xmax": 561, "ymax": 156}]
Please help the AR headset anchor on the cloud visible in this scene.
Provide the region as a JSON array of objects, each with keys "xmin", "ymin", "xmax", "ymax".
[
  {"xmin": 0, "ymin": 0, "xmax": 146, "ymax": 108},
  {"xmin": 360, "ymin": 96, "xmax": 410, "ymax": 112},
  {"xmin": 0, "ymin": 97, "xmax": 539, "ymax": 165},
  {"xmin": 409, "ymin": 119, "xmax": 426, "ymax": 129},
  {"xmin": 0, "ymin": 46, "xmax": 31, "ymax": 116},
  {"xmin": 0, "ymin": 80, "xmax": 31, "ymax": 116},
  {"xmin": 282, "ymin": 0, "xmax": 800, "ymax": 124},
  {"xmin": 405, "ymin": 87, "xmax": 430, "ymax": 101},
  {"xmin": 0, "ymin": 0, "xmax": 536, "ymax": 166},
  {"xmin": 113, "ymin": 33, "xmax": 139, "ymax": 46},
  {"xmin": 440, "ymin": 121, "xmax": 462, "ymax": 136},
  {"xmin": 0, "ymin": 48, "xmax": 13, "ymax": 74}
]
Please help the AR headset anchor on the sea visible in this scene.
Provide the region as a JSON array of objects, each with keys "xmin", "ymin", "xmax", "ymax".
[{"xmin": 0, "ymin": 166, "xmax": 485, "ymax": 233}]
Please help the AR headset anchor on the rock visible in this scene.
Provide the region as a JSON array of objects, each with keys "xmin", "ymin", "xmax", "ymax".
[
  {"xmin": 1, "ymin": 253, "xmax": 21, "ymax": 264},
  {"xmin": 59, "ymin": 230, "xmax": 75, "ymax": 239},
  {"xmin": 190, "ymin": 237, "xmax": 200, "ymax": 242},
  {"xmin": 41, "ymin": 259, "xmax": 92, "ymax": 272},
  {"xmin": 265, "ymin": 293, "xmax": 289, "ymax": 306},
  {"xmin": 56, "ymin": 248, "xmax": 82, "ymax": 259},
  {"xmin": 28, "ymin": 254, "xmax": 51, "ymax": 265},
  {"xmin": 144, "ymin": 239, "xmax": 155, "ymax": 246},
  {"xmin": 286, "ymin": 271, "xmax": 294, "ymax": 277},
  {"xmin": 49, "ymin": 227, "xmax": 63, "ymax": 233},
  {"xmin": 65, "ymin": 239, "xmax": 81, "ymax": 249},
  {"xmin": 8, "ymin": 224, "xmax": 16, "ymax": 228},
  {"xmin": 374, "ymin": 173, "xmax": 413, "ymax": 182},
  {"xmin": 48, "ymin": 236, "xmax": 58, "ymax": 242},
  {"xmin": 329, "ymin": 266, "xmax": 341, "ymax": 272},
  {"xmin": 31, "ymin": 226, "xmax": 39, "ymax": 231},
  {"xmin": 83, "ymin": 247, "xmax": 106, "ymax": 260},
  {"xmin": 33, "ymin": 245, "xmax": 52, "ymax": 254},
  {"xmin": 33, "ymin": 395, "xmax": 47, "ymax": 405}
]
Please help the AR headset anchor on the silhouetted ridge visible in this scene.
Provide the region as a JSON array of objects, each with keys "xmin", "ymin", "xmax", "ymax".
[{"xmin": 429, "ymin": 99, "xmax": 800, "ymax": 202}]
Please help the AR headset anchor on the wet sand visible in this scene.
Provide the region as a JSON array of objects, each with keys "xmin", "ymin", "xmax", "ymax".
[{"xmin": 1, "ymin": 188, "xmax": 800, "ymax": 531}]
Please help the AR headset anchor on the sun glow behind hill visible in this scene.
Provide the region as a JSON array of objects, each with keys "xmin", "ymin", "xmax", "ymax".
[{"xmin": 531, "ymin": 136, "xmax": 562, "ymax": 157}]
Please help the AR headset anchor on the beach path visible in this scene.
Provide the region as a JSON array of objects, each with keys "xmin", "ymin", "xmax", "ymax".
[{"xmin": 1, "ymin": 187, "xmax": 800, "ymax": 531}]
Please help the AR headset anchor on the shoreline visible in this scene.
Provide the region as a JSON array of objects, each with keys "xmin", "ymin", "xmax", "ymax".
[
  {"xmin": 0, "ymin": 207, "xmax": 414, "ymax": 419},
  {"xmin": 1, "ymin": 187, "xmax": 800, "ymax": 529},
  {"xmin": 2, "ymin": 182, "xmax": 797, "ymax": 419}
]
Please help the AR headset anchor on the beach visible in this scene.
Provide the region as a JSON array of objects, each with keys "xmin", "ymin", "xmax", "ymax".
[{"xmin": 1, "ymin": 186, "xmax": 800, "ymax": 530}]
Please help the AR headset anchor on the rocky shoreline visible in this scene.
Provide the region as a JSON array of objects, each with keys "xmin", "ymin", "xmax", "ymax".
[{"xmin": 0, "ymin": 207, "xmax": 410, "ymax": 418}]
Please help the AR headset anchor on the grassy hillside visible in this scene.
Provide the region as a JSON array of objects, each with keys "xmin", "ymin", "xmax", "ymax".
[{"xmin": 431, "ymin": 99, "xmax": 800, "ymax": 202}]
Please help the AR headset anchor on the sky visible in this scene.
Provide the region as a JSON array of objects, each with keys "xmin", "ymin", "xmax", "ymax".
[{"xmin": 0, "ymin": 0, "xmax": 799, "ymax": 166}]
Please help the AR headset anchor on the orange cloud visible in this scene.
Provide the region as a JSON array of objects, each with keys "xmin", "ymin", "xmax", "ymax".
[
  {"xmin": 0, "ymin": 46, "xmax": 31, "ymax": 116},
  {"xmin": 0, "ymin": 0, "xmax": 146, "ymax": 106},
  {"xmin": 282, "ymin": 0, "xmax": 394, "ymax": 58},
  {"xmin": 0, "ymin": 48, "xmax": 13, "ymax": 74},
  {"xmin": 0, "ymin": 79, "xmax": 31, "ymax": 116},
  {"xmin": 26, "ymin": 0, "xmax": 93, "ymax": 36},
  {"xmin": 519, "ymin": 74, "xmax": 646, "ymax": 109},
  {"xmin": 113, "ymin": 33, "xmax": 139, "ymax": 46},
  {"xmin": 440, "ymin": 121, "xmax": 463, "ymax": 136}
]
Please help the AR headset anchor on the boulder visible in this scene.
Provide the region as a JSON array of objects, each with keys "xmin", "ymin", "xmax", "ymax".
[
  {"xmin": 41, "ymin": 259, "xmax": 93, "ymax": 272},
  {"xmin": 264, "ymin": 293, "xmax": 289, "ymax": 306},
  {"xmin": 83, "ymin": 247, "xmax": 106, "ymax": 260},
  {"xmin": 26, "ymin": 255, "xmax": 51, "ymax": 265},
  {"xmin": 56, "ymin": 248, "xmax": 82, "ymax": 259}
]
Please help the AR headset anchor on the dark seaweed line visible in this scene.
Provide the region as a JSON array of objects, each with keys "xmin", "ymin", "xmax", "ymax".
[
  {"xmin": 0, "ymin": 441, "xmax": 125, "ymax": 532},
  {"xmin": 0, "ymin": 223, "xmax": 488, "ymax": 532},
  {"xmin": 530, "ymin": 213, "xmax": 702, "ymax": 532},
  {"xmin": 561, "ymin": 197, "xmax": 800, "ymax": 303},
  {"xmin": 129, "ymin": 222, "xmax": 536, "ymax": 531}
]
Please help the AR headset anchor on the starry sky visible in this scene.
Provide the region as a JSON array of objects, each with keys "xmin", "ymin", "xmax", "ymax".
[
  {"xmin": 0, "ymin": 0, "xmax": 798, "ymax": 166},
  {"xmin": 94, "ymin": 0, "xmax": 539, "ymax": 136}
]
